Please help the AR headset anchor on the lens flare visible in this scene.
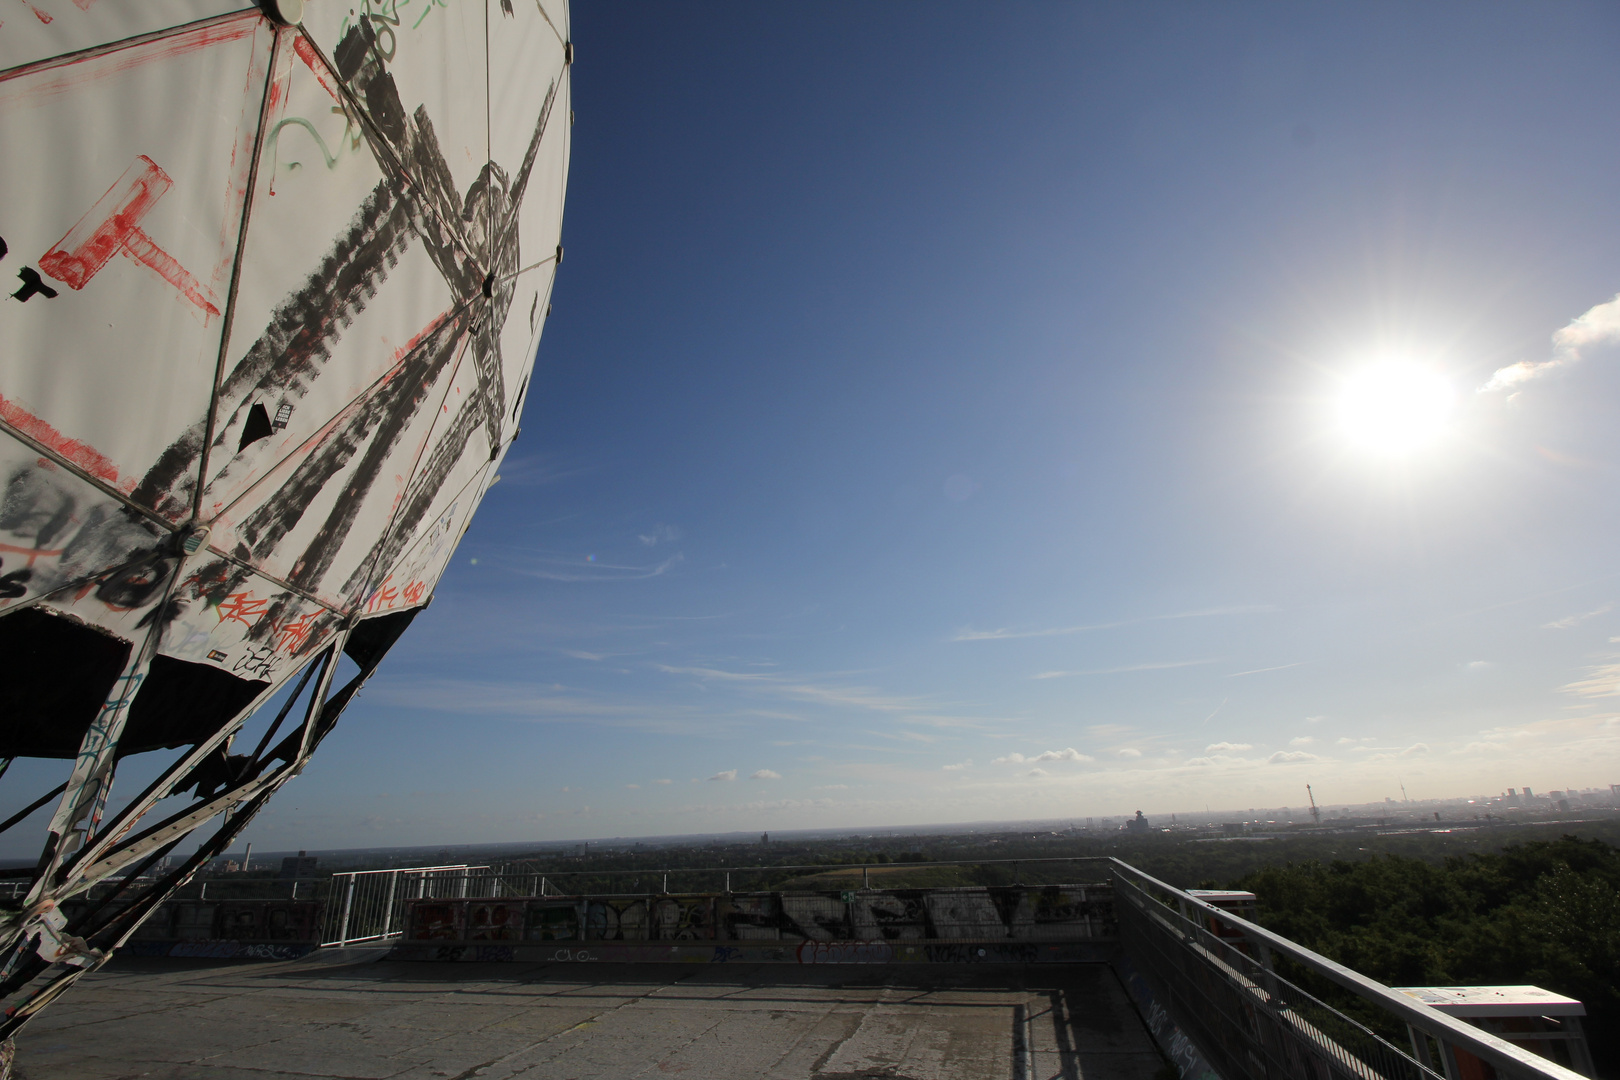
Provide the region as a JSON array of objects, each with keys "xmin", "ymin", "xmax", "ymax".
[{"xmin": 1335, "ymin": 362, "xmax": 1454, "ymax": 457}]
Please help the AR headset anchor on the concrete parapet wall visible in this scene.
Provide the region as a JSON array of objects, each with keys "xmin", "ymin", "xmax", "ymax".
[
  {"xmin": 390, "ymin": 884, "xmax": 1115, "ymax": 962},
  {"xmin": 387, "ymin": 939, "xmax": 1116, "ymax": 964}
]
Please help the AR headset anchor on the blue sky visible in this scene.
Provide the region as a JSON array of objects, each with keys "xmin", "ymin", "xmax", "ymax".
[{"xmin": 37, "ymin": 1, "xmax": 1620, "ymax": 854}]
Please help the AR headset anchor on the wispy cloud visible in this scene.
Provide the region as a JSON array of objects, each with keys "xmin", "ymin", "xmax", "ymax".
[
  {"xmin": 707, "ymin": 770, "xmax": 737, "ymax": 782},
  {"xmin": 1025, "ymin": 768, "xmax": 1048, "ymax": 777},
  {"xmin": 749, "ymin": 769, "xmax": 781, "ymax": 780},
  {"xmin": 1206, "ymin": 742, "xmax": 1253, "ymax": 752},
  {"xmin": 942, "ymin": 761, "xmax": 972, "ymax": 771},
  {"xmin": 1483, "ymin": 292, "xmax": 1620, "ymax": 393},
  {"xmin": 654, "ymin": 779, "xmax": 672, "ymax": 785},
  {"xmin": 1226, "ymin": 662, "xmax": 1305, "ymax": 678},
  {"xmin": 1542, "ymin": 603, "xmax": 1612, "ymax": 630},
  {"xmin": 1268, "ymin": 750, "xmax": 1318, "ymax": 764},
  {"xmin": 1116, "ymin": 748, "xmax": 1142, "ymax": 758},
  {"xmin": 654, "ymin": 663, "xmax": 987, "ymax": 729},
  {"xmin": 1563, "ymin": 661, "xmax": 1620, "ymax": 699},
  {"xmin": 1289, "ymin": 736, "xmax": 1315, "ymax": 747},
  {"xmin": 954, "ymin": 605, "xmax": 1274, "ymax": 642},
  {"xmin": 500, "ymin": 550, "xmax": 684, "ymax": 583},
  {"xmin": 1034, "ymin": 659, "xmax": 1215, "ymax": 678}
]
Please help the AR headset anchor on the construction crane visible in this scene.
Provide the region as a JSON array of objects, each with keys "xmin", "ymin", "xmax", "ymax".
[{"xmin": 1306, "ymin": 784, "xmax": 1322, "ymax": 825}]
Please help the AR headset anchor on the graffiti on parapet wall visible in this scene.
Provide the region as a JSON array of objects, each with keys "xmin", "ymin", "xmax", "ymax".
[
  {"xmin": 796, "ymin": 941, "xmax": 897, "ymax": 964},
  {"xmin": 404, "ymin": 886, "xmax": 1115, "ymax": 947}
]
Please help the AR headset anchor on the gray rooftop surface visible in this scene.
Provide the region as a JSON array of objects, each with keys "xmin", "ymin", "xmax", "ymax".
[{"xmin": 18, "ymin": 948, "xmax": 1167, "ymax": 1080}]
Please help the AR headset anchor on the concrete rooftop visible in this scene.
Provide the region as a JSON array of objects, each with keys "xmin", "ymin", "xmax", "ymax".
[{"xmin": 20, "ymin": 950, "xmax": 1167, "ymax": 1079}]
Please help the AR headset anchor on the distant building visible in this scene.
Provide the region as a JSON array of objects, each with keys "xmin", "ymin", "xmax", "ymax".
[
  {"xmin": 760, "ymin": 832, "xmax": 769, "ymax": 845},
  {"xmin": 1126, "ymin": 811, "xmax": 1150, "ymax": 834},
  {"xmin": 279, "ymin": 851, "xmax": 317, "ymax": 879}
]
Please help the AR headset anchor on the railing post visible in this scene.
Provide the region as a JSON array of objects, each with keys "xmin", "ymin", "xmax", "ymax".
[
  {"xmin": 380, "ymin": 871, "xmax": 400, "ymax": 938},
  {"xmin": 338, "ymin": 875, "xmax": 356, "ymax": 946}
]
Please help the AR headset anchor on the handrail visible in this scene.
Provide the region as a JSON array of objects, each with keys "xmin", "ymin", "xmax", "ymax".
[
  {"xmin": 498, "ymin": 855, "xmax": 1115, "ymax": 879},
  {"xmin": 1107, "ymin": 858, "xmax": 1586, "ymax": 1080}
]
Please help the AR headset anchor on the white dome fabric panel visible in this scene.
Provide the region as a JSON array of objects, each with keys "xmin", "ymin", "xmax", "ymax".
[{"xmin": 0, "ymin": 0, "xmax": 570, "ymax": 1035}]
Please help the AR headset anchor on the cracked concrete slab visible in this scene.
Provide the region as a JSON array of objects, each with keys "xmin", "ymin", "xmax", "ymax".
[{"xmin": 17, "ymin": 955, "xmax": 1166, "ymax": 1080}]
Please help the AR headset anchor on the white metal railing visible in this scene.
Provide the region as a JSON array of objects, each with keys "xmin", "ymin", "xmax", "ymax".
[
  {"xmin": 320, "ymin": 865, "xmax": 489, "ymax": 946},
  {"xmin": 1109, "ymin": 859, "xmax": 1588, "ymax": 1080}
]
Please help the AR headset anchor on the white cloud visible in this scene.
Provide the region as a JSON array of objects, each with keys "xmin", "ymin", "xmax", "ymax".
[
  {"xmin": 1483, "ymin": 292, "xmax": 1620, "ymax": 392},
  {"xmin": 1466, "ymin": 660, "xmax": 1493, "ymax": 670},
  {"xmin": 1543, "ymin": 603, "xmax": 1612, "ymax": 630},
  {"xmin": 1289, "ymin": 736, "xmax": 1315, "ymax": 747},
  {"xmin": 996, "ymin": 748, "xmax": 1095, "ymax": 765},
  {"xmin": 654, "ymin": 779, "xmax": 672, "ymax": 785},
  {"xmin": 625, "ymin": 783, "xmax": 640, "ymax": 789},
  {"xmin": 1402, "ymin": 743, "xmax": 1429, "ymax": 756},
  {"xmin": 1336, "ymin": 737, "xmax": 1357, "ymax": 745},
  {"xmin": 1305, "ymin": 715, "xmax": 1326, "ymax": 724},
  {"xmin": 750, "ymin": 769, "xmax": 781, "ymax": 780},
  {"xmin": 1034, "ymin": 747, "xmax": 1093, "ymax": 763},
  {"xmin": 1205, "ymin": 742, "xmax": 1252, "ymax": 753},
  {"xmin": 1025, "ymin": 768, "xmax": 1049, "ymax": 777},
  {"xmin": 1117, "ymin": 748, "xmax": 1143, "ymax": 758},
  {"xmin": 942, "ymin": 761, "xmax": 972, "ymax": 771},
  {"xmin": 1268, "ymin": 750, "xmax": 1318, "ymax": 764},
  {"xmin": 708, "ymin": 770, "xmax": 737, "ymax": 782},
  {"xmin": 813, "ymin": 784, "xmax": 849, "ymax": 790}
]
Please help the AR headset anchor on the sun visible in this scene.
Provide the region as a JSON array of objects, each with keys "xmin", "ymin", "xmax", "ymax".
[{"xmin": 1335, "ymin": 360, "xmax": 1454, "ymax": 457}]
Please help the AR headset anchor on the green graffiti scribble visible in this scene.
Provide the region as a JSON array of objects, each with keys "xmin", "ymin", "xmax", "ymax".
[{"xmin": 269, "ymin": 117, "xmax": 342, "ymax": 172}]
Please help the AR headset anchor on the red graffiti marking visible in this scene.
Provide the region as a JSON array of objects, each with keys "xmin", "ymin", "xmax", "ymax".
[
  {"xmin": 0, "ymin": 542, "xmax": 66, "ymax": 568},
  {"xmin": 72, "ymin": 0, "xmax": 99, "ymax": 8},
  {"xmin": 216, "ymin": 591, "xmax": 269, "ymax": 627},
  {"xmin": 0, "ymin": 390, "xmax": 128, "ymax": 492},
  {"xmin": 367, "ymin": 577, "xmax": 399, "ymax": 612},
  {"xmin": 24, "ymin": 2, "xmax": 51, "ymax": 24},
  {"xmin": 38, "ymin": 156, "xmax": 220, "ymax": 319},
  {"xmin": 401, "ymin": 580, "xmax": 426, "ymax": 606},
  {"xmin": 290, "ymin": 34, "xmax": 344, "ymax": 104},
  {"xmin": 273, "ymin": 611, "xmax": 320, "ymax": 653}
]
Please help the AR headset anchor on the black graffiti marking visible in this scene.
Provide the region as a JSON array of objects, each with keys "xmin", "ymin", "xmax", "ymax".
[
  {"xmin": 0, "ymin": 236, "xmax": 8, "ymax": 260},
  {"xmin": 237, "ymin": 403, "xmax": 273, "ymax": 451},
  {"xmin": 132, "ymin": 19, "xmax": 559, "ymax": 608},
  {"xmin": 0, "ymin": 560, "xmax": 30, "ymax": 600},
  {"xmin": 273, "ymin": 403, "xmax": 292, "ymax": 430},
  {"xmin": 135, "ymin": 176, "xmax": 418, "ymax": 519},
  {"xmin": 12, "ymin": 267, "xmax": 57, "ymax": 302},
  {"xmin": 0, "ymin": 464, "xmax": 170, "ymax": 608},
  {"xmin": 232, "ymin": 644, "xmax": 275, "ymax": 679}
]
